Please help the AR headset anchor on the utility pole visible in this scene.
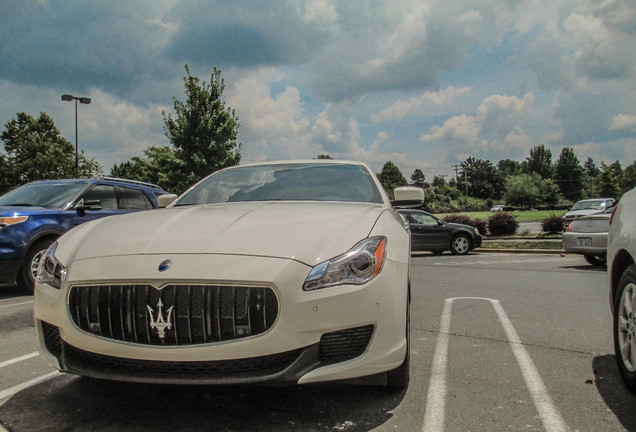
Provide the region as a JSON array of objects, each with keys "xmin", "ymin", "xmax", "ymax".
[{"xmin": 451, "ymin": 164, "xmax": 461, "ymax": 182}]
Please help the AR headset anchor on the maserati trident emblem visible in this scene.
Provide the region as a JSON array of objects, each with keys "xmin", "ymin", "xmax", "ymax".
[
  {"xmin": 158, "ymin": 259, "xmax": 172, "ymax": 272},
  {"xmin": 147, "ymin": 298, "xmax": 174, "ymax": 338}
]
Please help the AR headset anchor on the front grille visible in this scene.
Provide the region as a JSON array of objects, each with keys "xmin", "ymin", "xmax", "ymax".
[
  {"xmin": 319, "ymin": 325, "xmax": 374, "ymax": 364},
  {"xmin": 68, "ymin": 284, "xmax": 278, "ymax": 346}
]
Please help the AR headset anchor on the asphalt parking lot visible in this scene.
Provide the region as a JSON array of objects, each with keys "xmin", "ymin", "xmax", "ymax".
[{"xmin": 2, "ymin": 253, "xmax": 635, "ymax": 431}]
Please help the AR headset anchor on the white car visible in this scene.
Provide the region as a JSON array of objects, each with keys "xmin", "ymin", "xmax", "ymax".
[
  {"xmin": 564, "ymin": 198, "xmax": 615, "ymax": 223},
  {"xmin": 608, "ymin": 186, "xmax": 636, "ymax": 391},
  {"xmin": 34, "ymin": 160, "xmax": 423, "ymax": 391}
]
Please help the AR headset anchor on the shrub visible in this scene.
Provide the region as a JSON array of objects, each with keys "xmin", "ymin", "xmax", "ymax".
[
  {"xmin": 488, "ymin": 212, "xmax": 519, "ymax": 235},
  {"xmin": 443, "ymin": 214, "xmax": 487, "ymax": 235},
  {"xmin": 443, "ymin": 214, "xmax": 472, "ymax": 225},
  {"xmin": 541, "ymin": 213, "xmax": 565, "ymax": 234},
  {"xmin": 471, "ymin": 218, "xmax": 487, "ymax": 235}
]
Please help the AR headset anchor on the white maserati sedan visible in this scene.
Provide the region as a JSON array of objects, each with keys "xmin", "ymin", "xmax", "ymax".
[{"xmin": 34, "ymin": 160, "xmax": 422, "ymax": 392}]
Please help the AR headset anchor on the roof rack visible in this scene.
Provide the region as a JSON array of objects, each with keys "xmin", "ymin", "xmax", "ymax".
[{"xmin": 98, "ymin": 177, "xmax": 162, "ymax": 189}]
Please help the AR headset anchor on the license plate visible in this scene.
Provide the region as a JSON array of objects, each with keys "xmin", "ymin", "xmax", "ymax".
[{"xmin": 579, "ymin": 237, "xmax": 592, "ymax": 246}]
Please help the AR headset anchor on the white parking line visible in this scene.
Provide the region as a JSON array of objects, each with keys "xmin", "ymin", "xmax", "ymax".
[
  {"xmin": 0, "ymin": 300, "xmax": 33, "ymax": 309},
  {"xmin": 0, "ymin": 352, "xmax": 39, "ymax": 369},
  {"xmin": 422, "ymin": 297, "xmax": 567, "ymax": 432},
  {"xmin": 432, "ymin": 257, "xmax": 579, "ymax": 266},
  {"xmin": 0, "ymin": 371, "xmax": 59, "ymax": 401}
]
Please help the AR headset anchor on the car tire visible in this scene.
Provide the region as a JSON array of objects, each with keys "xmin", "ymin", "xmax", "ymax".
[
  {"xmin": 450, "ymin": 234, "xmax": 471, "ymax": 255},
  {"xmin": 387, "ymin": 304, "xmax": 410, "ymax": 392},
  {"xmin": 17, "ymin": 239, "xmax": 55, "ymax": 294},
  {"xmin": 584, "ymin": 254, "xmax": 607, "ymax": 266},
  {"xmin": 613, "ymin": 264, "xmax": 636, "ymax": 392}
]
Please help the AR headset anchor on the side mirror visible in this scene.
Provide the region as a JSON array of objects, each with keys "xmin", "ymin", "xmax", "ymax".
[
  {"xmin": 75, "ymin": 199, "xmax": 102, "ymax": 211},
  {"xmin": 157, "ymin": 194, "xmax": 178, "ymax": 208},
  {"xmin": 392, "ymin": 187, "xmax": 425, "ymax": 208}
]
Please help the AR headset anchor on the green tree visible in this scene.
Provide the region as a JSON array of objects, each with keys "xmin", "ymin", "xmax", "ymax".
[
  {"xmin": 595, "ymin": 162, "xmax": 621, "ymax": 198},
  {"xmin": 539, "ymin": 178, "xmax": 563, "ymax": 206},
  {"xmin": 0, "ymin": 112, "xmax": 101, "ymax": 193},
  {"xmin": 410, "ymin": 169, "xmax": 427, "ymax": 188},
  {"xmin": 457, "ymin": 157, "xmax": 503, "ymax": 199},
  {"xmin": 377, "ymin": 161, "xmax": 407, "ymax": 199},
  {"xmin": 504, "ymin": 173, "xmax": 541, "ymax": 208},
  {"xmin": 554, "ymin": 147, "xmax": 583, "ymax": 201},
  {"xmin": 111, "ymin": 146, "xmax": 181, "ymax": 193},
  {"xmin": 525, "ymin": 145, "xmax": 553, "ymax": 179},
  {"xmin": 163, "ymin": 65, "xmax": 241, "ymax": 193},
  {"xmin": 623, "ymin": 161, "xmax": 636, "ymax": 193},
  {"xmin": 432, "ymin": 175, "xmax": 447, "ymax": 188},
  {"xmin": 497, "ymin": 159, "xmax": 522, "ymax": 177},
  {"xmin": 583, "ymin": 157, "xmax": 600, "ymax": 197}
]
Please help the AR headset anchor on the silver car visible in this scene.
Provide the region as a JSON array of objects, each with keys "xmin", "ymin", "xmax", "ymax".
[
  {"xmin": 608, "ymin": 186, "xmax": 636, "ymax": 392},
  {"xmin": 563, "ymin": 198, "xmax": 614, "ymax": 224},
  {"xmin": 562, "ymin": 206, "xmax": 613, "ymax": 266}
]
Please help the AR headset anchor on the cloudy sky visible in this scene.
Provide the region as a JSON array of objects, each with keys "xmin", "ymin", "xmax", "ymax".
[{"xmin": 1, "ymin": 0, "xmax": 635, "ymax": 180}]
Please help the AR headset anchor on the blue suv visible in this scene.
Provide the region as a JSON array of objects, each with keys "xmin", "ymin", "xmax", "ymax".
[{"xmin": 0, "ymin": 177, "xmax": 168, "ymax": 292}]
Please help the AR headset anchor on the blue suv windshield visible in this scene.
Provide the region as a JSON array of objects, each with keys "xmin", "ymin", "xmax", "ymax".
[{"xmin": 0, "ymin": 182, "xmax": 87, "ymax": 209}]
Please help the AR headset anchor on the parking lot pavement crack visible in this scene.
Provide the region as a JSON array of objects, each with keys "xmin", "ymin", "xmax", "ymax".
[{"xmin": 420, "ymin": 328, "xmax": 602, "ymax": 356}]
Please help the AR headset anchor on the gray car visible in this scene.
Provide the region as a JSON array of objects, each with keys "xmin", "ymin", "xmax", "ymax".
[{"xmin": 562, "ymin": 206, "xmax": 613, "ymax": 266}]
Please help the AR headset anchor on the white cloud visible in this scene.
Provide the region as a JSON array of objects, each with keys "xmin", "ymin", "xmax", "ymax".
[
  {"xmin": 419, "ymin": 93, "xmax": 535, "ymax": 161},
  {"xmin": 227, "ymin": 68, "xmax": 313, "ymax": 161},
  {"xmin": 609, "ymin": 113, "xmax": 636, "ymax": 131},
  {"xmin": 372, "ymin": 87, "xmax": 471, "ymax": 122}
]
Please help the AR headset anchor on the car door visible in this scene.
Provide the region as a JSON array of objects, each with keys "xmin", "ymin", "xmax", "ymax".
[
  {"xmin": 68, "ymin": 185, "xmax": 131, "ymax": 226},
  {"xmin": 407, "ymin": 212, "xmax": 448, "ymax": 251}
]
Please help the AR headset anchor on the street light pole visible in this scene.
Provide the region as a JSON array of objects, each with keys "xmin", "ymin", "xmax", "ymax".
[{"xmin": 61, "ymin": 94, "xmax": 91, "ymax": 175}]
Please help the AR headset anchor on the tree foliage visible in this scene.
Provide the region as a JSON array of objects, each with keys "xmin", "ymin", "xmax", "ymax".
[
  {"xmin": 525, "ymin": 145, "xmax": 553, "ymax": 178},
  {"xmin": 377, "ymin": 161, "xmax": 407, "ymax": 199},
  {"xmin": 111, "ymin": 146, "xmax": 181, "ymax": 192},
  {"xmin": 162, "ymin": 65, "xmax": 241, "ymax": 193},
  {"xmin": 410, "ymin": 169, "xmax": 427, "ymax": 188},
  {"xmin": 554, "ymin": 147, "xmax": 583, "ymax": 201},
  {"xmin": 504, "ymin": 173, "xmax": 542, "ymax": 208},
  {"xmin": 0, "ymin": 112, "xmax": 102, "ymax": 193},
  {"xmin": 457, "ymin": 157, "xmax": 503, "ymax": 199}
]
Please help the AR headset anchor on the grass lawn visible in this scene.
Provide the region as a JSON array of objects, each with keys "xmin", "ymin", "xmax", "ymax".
[{"xmin": 437, "ymin": 210, "xmax": 566, "ymax": 222}]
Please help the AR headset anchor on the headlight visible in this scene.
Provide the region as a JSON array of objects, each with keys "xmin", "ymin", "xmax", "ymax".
[
  {"xmin": 303, "ymin": 236, "xmax": 387, "ymax": 291},
  {"xmin": 0, "ymin": 216, "xmax": 28, "ymax": 231},
  {"xmin": 37, "ymin": 242, "xmax": 66, "ymax": 290}
]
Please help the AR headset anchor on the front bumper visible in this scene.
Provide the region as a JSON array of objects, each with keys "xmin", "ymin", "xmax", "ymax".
[{"xmin": 35, "ymin": 253, "xmax": 408, "ymax": 385}]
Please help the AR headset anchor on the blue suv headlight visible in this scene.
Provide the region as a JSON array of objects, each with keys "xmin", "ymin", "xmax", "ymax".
[
  {"xmin": 37, "ymin": 242, "xmax": 66, "ymax": 290},
  {"xmin": 0, "ymin": 216, "xmax": 28, "ymax": 231}
]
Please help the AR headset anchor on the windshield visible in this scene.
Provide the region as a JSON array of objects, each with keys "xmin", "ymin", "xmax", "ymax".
[
  {"xmin": 0, "ymin": 182, "xmax": 87, "ymax": 209},
  {"xmin": 175, "ymin": 163, "xmax": 383, "ymax": 206},
  {"xmin": 571, "ymin": 200, "xmax": 606, "ymax": 211}
]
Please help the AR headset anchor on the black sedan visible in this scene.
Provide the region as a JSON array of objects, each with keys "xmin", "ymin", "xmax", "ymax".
[{"xmin": 397, "ymin": 209, "xmax": 482, "ymax": 255}]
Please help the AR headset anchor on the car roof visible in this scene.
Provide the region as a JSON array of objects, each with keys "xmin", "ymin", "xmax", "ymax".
[{"xmin": 26, "ymin": 177, "xmax": 164, "ymax": 191}]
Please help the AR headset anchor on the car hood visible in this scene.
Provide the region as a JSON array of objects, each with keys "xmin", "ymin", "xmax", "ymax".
[
  {"xmin": 0, "ymin": 205, "xmax": 51, "ymax": 215},
  {"xmin": 58, "ymin": 201, "xmax": 386, "ymax": 267},
  {"xmin": 444, "ymin": 222, "xmax": 477, "ymax": 233},
  {"xmin": 564, "ymin": 209, "xmax": 602, "ymax": 218}
]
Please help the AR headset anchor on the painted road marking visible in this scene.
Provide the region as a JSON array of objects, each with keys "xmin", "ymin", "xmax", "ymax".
[
  {"xmin": 0, "ymin": 352, "xmax": 39, "ymax": 369},
  {"xmin": 422, "ymin": 297, "xmax": 567, "ymax": 432},
  {"xmin": 0, "ymin": 372, "xmax": 59, "ymax": 401},
  {"xmin": 0, "ymin": 300, "xmax": 33, "ymax": 310}
]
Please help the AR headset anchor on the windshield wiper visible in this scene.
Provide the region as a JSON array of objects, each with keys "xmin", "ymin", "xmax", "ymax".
[{"xmin": 2, "ymin": 203, "xmax": 35, "ymax": 206}]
